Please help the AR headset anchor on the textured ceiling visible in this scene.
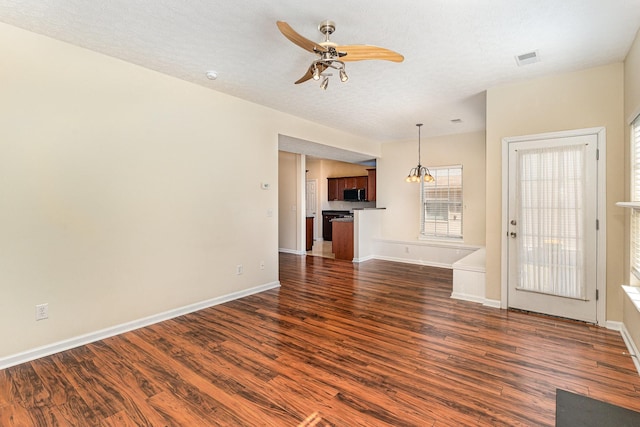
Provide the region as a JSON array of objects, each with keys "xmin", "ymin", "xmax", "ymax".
[{"xmin": 1, "ymin": 0, "xmax": 639, "ymax": 144}]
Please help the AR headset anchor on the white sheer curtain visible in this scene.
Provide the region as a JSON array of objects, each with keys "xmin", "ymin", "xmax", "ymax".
[{"xmin": 516, "ymin": 144, "xmax": 586, "ymax": 300}]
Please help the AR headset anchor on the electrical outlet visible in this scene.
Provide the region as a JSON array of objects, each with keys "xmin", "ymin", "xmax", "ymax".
[
  {"xmin": 35, "ymin": 303, "xmax": 49, "ymax": 321},
  {"xmin": 260, "ymin": 261, "xmax": 265, "ymax": 270},
  {"xmin": 236, "ymin": 264, "xmax": 243, "ymax": 275}
]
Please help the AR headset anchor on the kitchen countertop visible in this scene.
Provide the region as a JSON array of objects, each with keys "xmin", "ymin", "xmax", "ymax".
[{"xmin": 322, "ymin": 210, "xmax": 352, "ymax": 215}]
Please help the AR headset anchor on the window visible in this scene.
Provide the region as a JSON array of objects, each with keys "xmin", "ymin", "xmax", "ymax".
[
  {"xmin": 421, "ymin": 165, "xmax": 463, "ymax": 239},
  {"xmin": 631, "ymin": 116, "xmax": 640, "ymax": 280}
]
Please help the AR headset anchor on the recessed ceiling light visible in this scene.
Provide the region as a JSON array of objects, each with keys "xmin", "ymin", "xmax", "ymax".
[
  {"xmin": 515, "ymin": 50, "xmax": 540, "ymax": 67},
  {"xmin": 205, "ymin": 71, "xmax": 218, "ymax": 80}
]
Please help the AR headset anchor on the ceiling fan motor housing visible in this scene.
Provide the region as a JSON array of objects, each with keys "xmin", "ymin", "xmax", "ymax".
[{"xmin": 318, "ymin": 20, "xmax": 336, "ymax": 36}]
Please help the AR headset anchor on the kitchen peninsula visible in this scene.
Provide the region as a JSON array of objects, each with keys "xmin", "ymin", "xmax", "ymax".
[{"xmin": 331, "ymin": 216, "xmax": 354, "ymax": 260}]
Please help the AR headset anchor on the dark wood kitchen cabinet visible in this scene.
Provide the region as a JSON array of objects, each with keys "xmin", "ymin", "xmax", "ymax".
[
  {"xmin": 328, "ymin": 178, "xmax": 339, "ymax": 201},
  {"xmin": 367, "ymin": 169, "xmax": 376, "ymax": 201},
  {"xmin": 327, "ymin": 175, "xmax": 369, "ymax": 201},
  {"xmin": 343, "ymin": 176, "xmax": 357, "ymax": 189},
  {"xmin": 355, "ymin": 176, "xmax": 368, "ymax": 189},
  {"xmin": 306, "ymin": 216, "xmax": 314, "ymax": 251},
  {"xmin": 332, "ymin": 220, "xmax": 354, "ymax": 261},
  {"xmin": 336, "ymin": 178, "xmax": 346, "ymax": 200}
]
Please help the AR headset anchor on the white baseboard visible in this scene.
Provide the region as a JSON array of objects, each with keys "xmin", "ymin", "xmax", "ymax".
[
  {"xmin": 353, "ymin": 255, "xmax": 375, "ymax": 263},
  {"xmin": 606, "ymin": 321, "xmax": 623, "ymax": 331},
  {"xmin": 620, "ymin": 322, "xmax": 640, "ymax": 375},
  {"xmin": 278, "ymin": 248, "xmax": 306, "ymax": 255},
  {"xmin": 483, "ymin": 299, "xmax": 502, "ymax": 309},
  {"xmin": 373, "ymin": 255, "xmax": 452, "ymax": 269},
  {"xmin": 0, "ymin": 281, "xmax": 280, "ymax": 370},
  {"xmin": 451, "ymin": 292, "xmax": 486, "ymax": 304},
  {"xmin": 450, "ymin": 293, "xmax": 502, "ymax": 309}
]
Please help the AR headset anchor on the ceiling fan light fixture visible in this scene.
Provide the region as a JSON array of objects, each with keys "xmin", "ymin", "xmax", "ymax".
[
  {"xmin": 320, "ymin": 76, "xmax": 329, "ymax": 90},
  {"xmin": 276, "ymin": 21, "xmax": 404, "ymax": 87},
  {"xmin": 339, "ymin": 68, "xmax": 348, "ymax": 82}
]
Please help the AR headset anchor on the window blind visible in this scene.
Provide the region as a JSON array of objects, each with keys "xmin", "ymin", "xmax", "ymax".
[{"xmin": 421, "ymin": 165, "xmax": 463, "ymax": 239}]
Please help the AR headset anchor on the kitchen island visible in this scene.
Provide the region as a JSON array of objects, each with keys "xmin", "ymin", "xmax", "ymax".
[{"xmin": 331, "ymin": 217, "xmax": 354, "ymax": 261}]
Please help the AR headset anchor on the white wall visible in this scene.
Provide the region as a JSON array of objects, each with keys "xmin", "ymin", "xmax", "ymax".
[
  {"xmin": 354, "ymin": 209, "xmax": 383, "ymax": 262},
  {"xmin": 0, "ymin": 22, "xmax": 379, "ymax": 361}
]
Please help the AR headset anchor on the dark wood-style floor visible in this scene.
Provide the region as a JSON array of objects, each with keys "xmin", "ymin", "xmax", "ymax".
[{"xmin": 2, "ymin": 254, "xmax": 640, "ymax": 426}]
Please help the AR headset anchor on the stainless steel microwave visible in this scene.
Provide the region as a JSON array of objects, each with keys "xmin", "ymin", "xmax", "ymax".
[{"xmin": 344, "ymin": 188, "xmax": 366, "ymax": 201}]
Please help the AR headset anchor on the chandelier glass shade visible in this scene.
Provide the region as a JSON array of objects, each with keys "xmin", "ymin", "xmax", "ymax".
[{"xmin": 406, "ymin": 123, "xmax": 434, "ymax": 183}]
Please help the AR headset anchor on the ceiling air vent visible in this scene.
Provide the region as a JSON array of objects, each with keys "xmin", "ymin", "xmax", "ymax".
[{"xmin": 515, "ymin": 50, "xmax": 540, "ymax": 66}]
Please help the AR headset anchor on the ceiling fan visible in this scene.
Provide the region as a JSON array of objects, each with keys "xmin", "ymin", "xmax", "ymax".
[{"xmin": 276, "ymin": 20, "xmax": 404, "ymax": 90}]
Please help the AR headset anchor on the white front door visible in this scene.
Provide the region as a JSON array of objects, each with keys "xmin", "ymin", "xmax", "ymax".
[{"xmin": 506, "ymin": 133, "xmax": 599, "ymax": 323}]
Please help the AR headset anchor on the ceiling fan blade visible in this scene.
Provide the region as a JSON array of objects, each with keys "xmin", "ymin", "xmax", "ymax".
[
  {"xmin": 294, "ymin": 63, "xmax": 328, "ymax": 84},
  {"xmin": 337, "ymin": 45, "xmax": 404, "ymax": 62},
  {"xmin": 277, "ymin": 21, "xmax": 326, "ymax": 54}
]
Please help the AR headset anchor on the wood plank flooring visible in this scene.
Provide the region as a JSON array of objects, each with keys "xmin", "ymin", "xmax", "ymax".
[{"xmin": 2, "ymin": 253, "xmax": 640, "ymax": 426}]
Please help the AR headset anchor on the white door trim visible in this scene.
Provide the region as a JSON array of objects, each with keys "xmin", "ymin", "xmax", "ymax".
[{"xmin": 500, "ymin": 127, "xmax": 607, "ymax": 325}]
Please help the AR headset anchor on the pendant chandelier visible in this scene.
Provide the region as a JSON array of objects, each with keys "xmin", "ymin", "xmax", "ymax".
[{"xmin": 405, "ymin": 123, "xmax": 434, "ymax": 183}]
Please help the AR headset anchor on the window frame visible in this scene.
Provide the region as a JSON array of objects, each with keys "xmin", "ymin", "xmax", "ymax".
[{"xmin": 419, "ymin": 164, "xmax": 463, "ymax": 240}]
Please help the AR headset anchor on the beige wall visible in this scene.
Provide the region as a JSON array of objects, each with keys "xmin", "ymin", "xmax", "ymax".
[
  {"xmin": 0, "ymin": 23, "xmax": 378, "ymax": 359},
  {"xmin": 324, "ymin": 161, "xmax": 370, "ymax": 178},
  {"xmin": 377, "ymin": 130, "xmax": 486, "ymax": 245},
  {"xmin": 623, "ymin": 29, "xmax": 640, "ymax": 345},
  {"xmin": 486, "ymin": 63, "xmax": 625, "ymax": 320},
  {"xmin": 624, "ymin": 29, "xmax": 640, "ymax": 283},
  {"xmin": 625, "ymin": 29, "xmax": 640, "ymax": 124}
]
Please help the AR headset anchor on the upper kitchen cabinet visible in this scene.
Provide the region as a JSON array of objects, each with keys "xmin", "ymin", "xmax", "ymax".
[
  {"xmin": 367, "ymin": 169, "xmax": 376, "ymax": 201},
  {"xmin": 343, "ymin": 177, "xmax": 357, "ymax": 189},
  {"xmin": 327, "ymin": 175, "xmax": 368, "ymax": 201},
  {"xmin": 328, "ymin": 178, "xmax": 339, "ymax": 201}
]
